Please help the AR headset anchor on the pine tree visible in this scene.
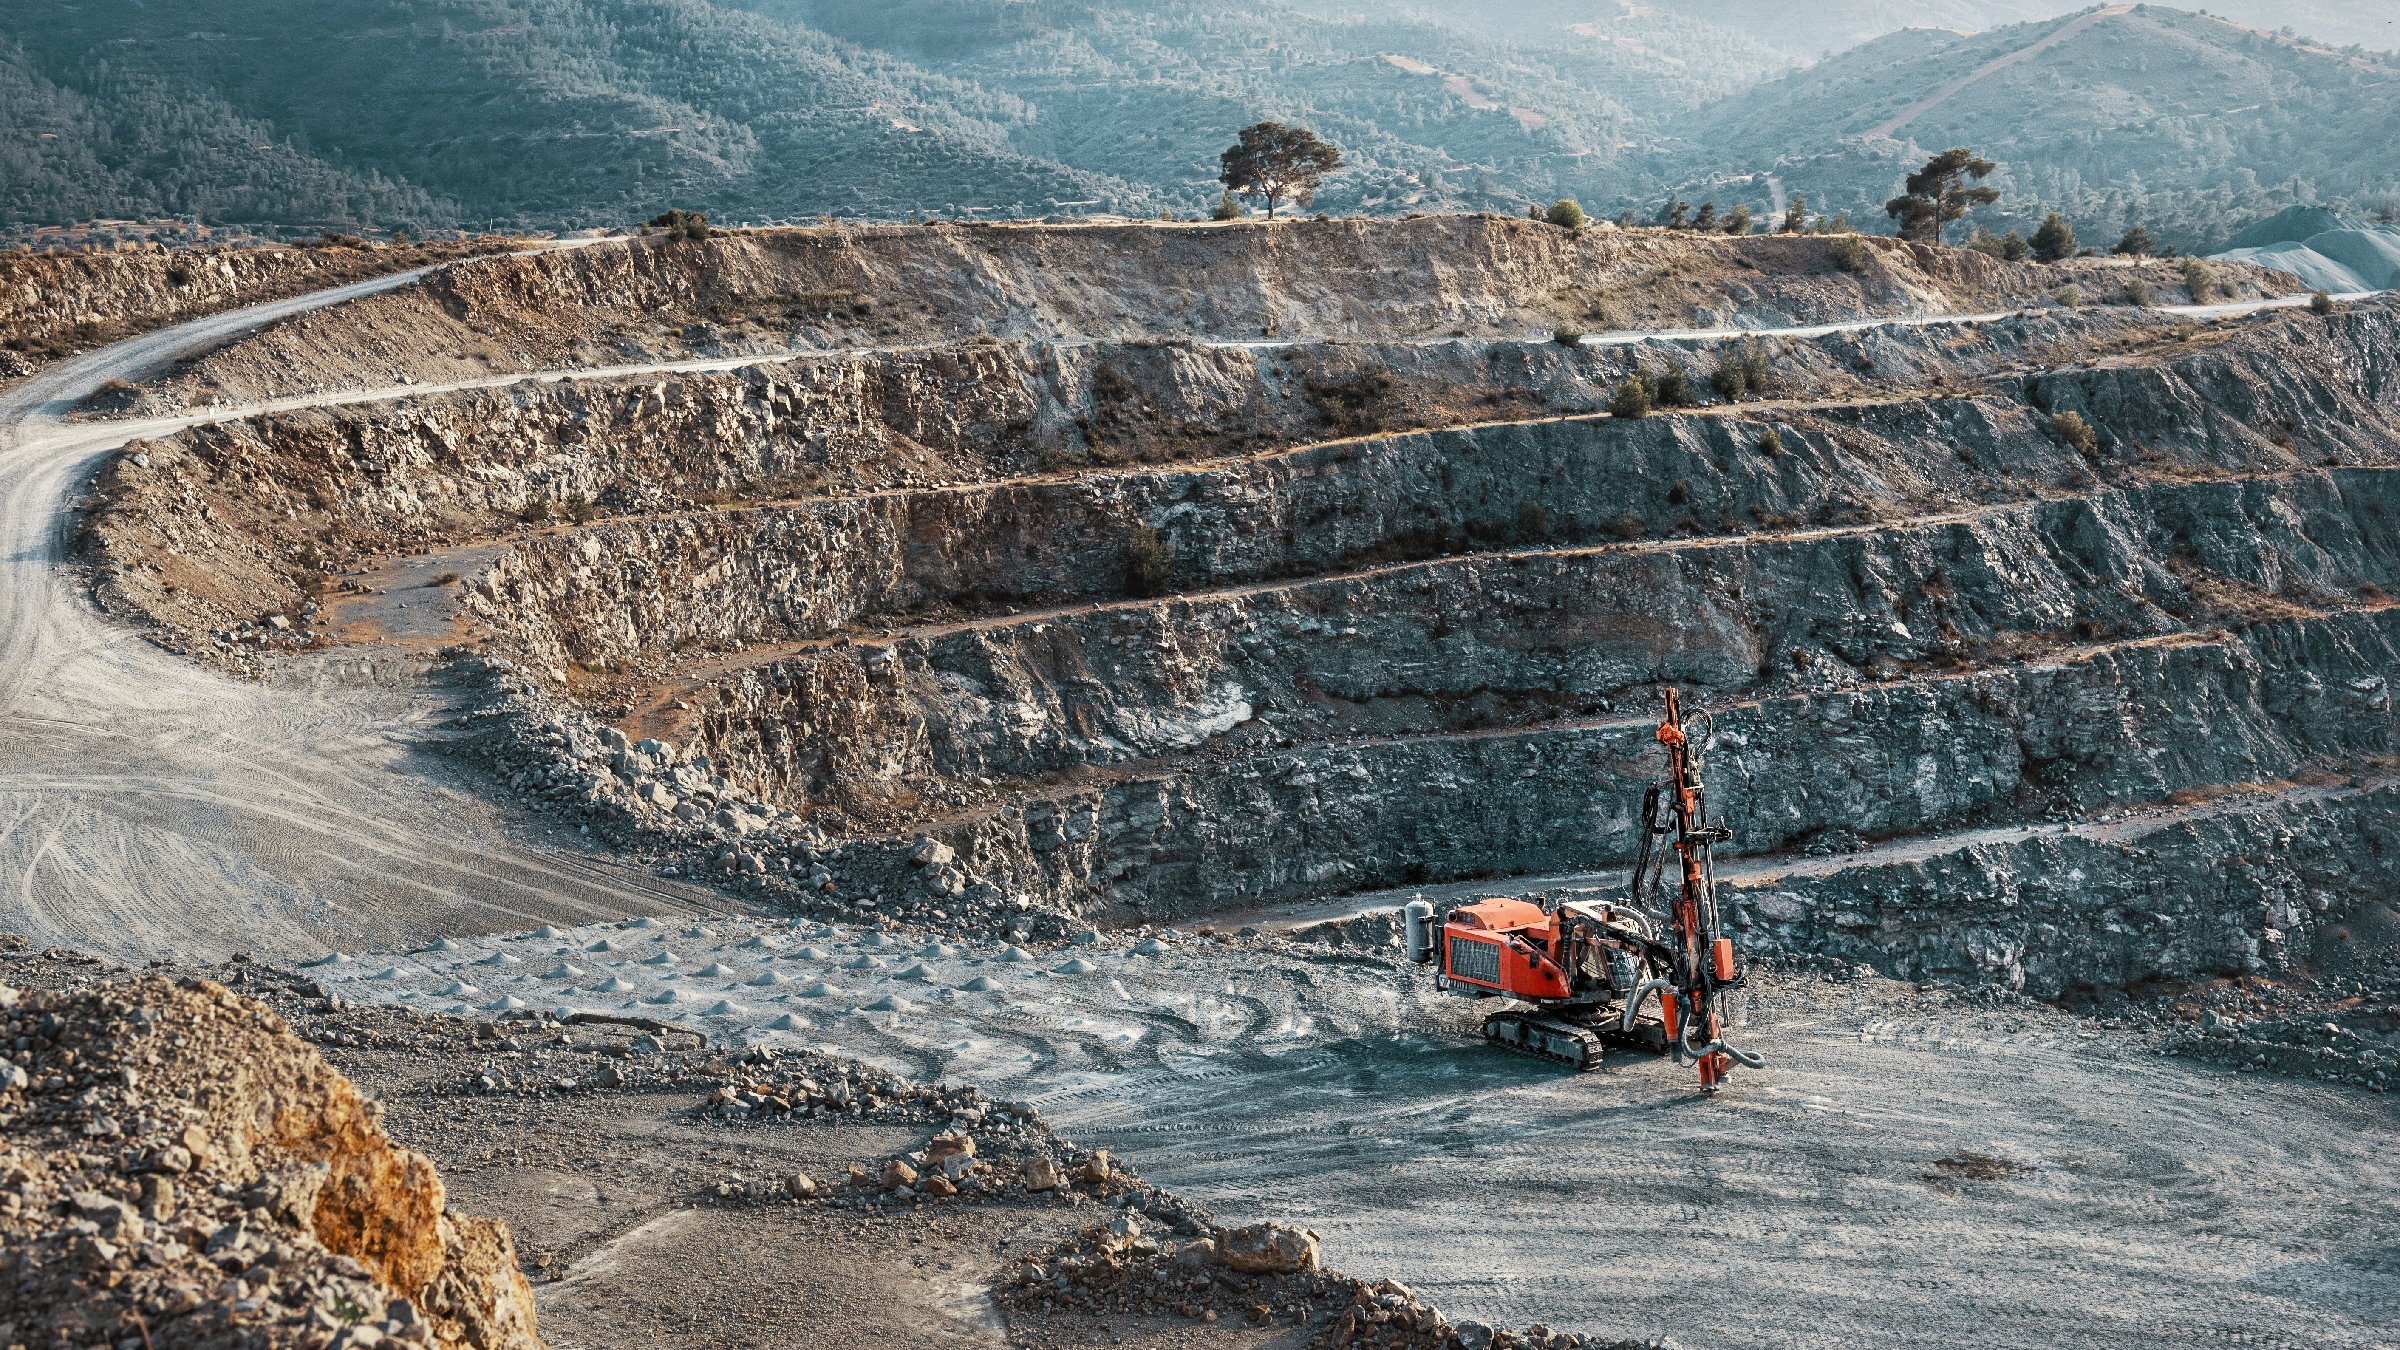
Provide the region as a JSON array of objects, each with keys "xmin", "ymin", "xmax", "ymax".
[
  {"xmin": 1884, "ymin": 148, "xmax": 1999, "ymax": 243},
  {"xmin": 1782, "ymin": 196, "xmax": 1807, "ymax": 233},
  {"xmin": 2031, "ymin": 213, "xmax": 2077, "ymax": 263}
]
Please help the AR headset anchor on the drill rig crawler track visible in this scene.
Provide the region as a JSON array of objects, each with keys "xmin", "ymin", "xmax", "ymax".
[{"xmin": 1407, "ymin": 688, "xmax": 1765, "ymax": 1091}]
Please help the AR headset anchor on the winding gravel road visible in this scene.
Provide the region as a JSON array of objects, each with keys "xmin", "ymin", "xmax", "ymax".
[{"xmin": 0, "ymin": 269, "xmax": 722, "ymax": 962}]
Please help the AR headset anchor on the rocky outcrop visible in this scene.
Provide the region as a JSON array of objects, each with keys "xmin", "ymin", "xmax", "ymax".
[
  {"xmin": 1726, "ymin": 780, "xmax": 2400, "ymax": 999},
  {"xmin": 0, "ymin": 976, "xmax": 542, "ymax": 1350}
]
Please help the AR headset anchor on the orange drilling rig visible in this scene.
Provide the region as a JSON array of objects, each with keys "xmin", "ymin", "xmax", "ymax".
[{"xmin": 1406, "ymin": 688, "xmax": 1764, "ymax": 1089}]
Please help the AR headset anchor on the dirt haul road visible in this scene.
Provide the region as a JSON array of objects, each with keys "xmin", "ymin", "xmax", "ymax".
[{"xmin": 0, "ymin": 266, "xmax": 722, "ymax": 962}]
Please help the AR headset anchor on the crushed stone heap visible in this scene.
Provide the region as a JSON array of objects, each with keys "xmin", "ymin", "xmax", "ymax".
[{"xmin": 0, "ymin": 977, "xmax": 541, "ymax": 1350}]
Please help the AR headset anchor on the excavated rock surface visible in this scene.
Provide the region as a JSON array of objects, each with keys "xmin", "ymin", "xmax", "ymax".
[
  {"xmin": 0, "ymin": 240, "xmax": 503, "ymax": 372},
  {"xmin": 0, "ymin": 975, "xmax": 541, "ymax": 1350},
  {"xmin": 78, "ymin": 226, "xmax": 2386, "ymax": 1006},
  {"xmin": 84, "ymin": 303, "xmax": 2249, "ymax": 664},
  {"xmin": 135, "ymin": 217, "xmax": 2284, "ymax": 408}
]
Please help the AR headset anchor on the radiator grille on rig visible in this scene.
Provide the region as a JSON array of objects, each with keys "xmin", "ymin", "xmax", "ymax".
[{"xmin": 1448, "ymin": 935, "xmax": 1501, "ymax": 983}]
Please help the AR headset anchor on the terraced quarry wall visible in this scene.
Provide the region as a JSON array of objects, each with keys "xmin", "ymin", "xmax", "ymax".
[
  {"xmin": 132, "ymin": 215, "xmax": 2286, "ymax": 408},
  {"xmin": 85, "ymin": 222, "xmax": 2389, "ymax": 1001}
]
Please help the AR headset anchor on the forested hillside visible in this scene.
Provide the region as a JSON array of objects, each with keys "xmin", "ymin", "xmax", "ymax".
[
  {"xmin": 2, "ymin": 0, "xmax": 1136, "ymax": 231},
  {"xmin": 1678, "ymin": 6, "xmax": 2400, "ymax": 252},
  {"xmin": 4, "ymin": 0, "xmax": 2396, "ymax": 245}
]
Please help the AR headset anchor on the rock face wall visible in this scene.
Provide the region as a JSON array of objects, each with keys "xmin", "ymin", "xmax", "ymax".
[
  {"xmin": 143, "ymin": 215, "xmax": 2293, "ymax": 405},
  {"xmin": 86, "ymin": 301, "xmax": 2257, "ymax": 660},
  {"xmin": 82, "ymin": 222, "xmax": 2395, "ymax": 998},
  {"xmin": 0, "ymin": 976, "xmax": 542, "ymax": 1350}
]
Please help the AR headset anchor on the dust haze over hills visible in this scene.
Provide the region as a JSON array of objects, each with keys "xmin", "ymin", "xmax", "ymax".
[{"xmin": 3, "ymin": 0, "xmax": 2397, "ymax": 252}]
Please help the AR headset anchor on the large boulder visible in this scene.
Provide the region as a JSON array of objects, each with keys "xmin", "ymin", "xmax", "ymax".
[{"xmin": 1212, "ymin": 1223, "xmax": 1320, "ymax": 1274}]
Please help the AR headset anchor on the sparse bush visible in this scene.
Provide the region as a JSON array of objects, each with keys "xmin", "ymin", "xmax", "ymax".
[
  {"xmin": 1545, "ymin": 199, "xmax": 1587, "ymax": 231},
  {"xmin": 1551, "ymin": 326, "xmax": 1584, "ymax": 347},
  {"xmin": 165, "ymin": 263, "xmax": 194, "ymax": 288},
  {"xmin": 1304, "ymin": 371, "xmax": 1399, "ymax": 435},
  {"xmin": 1722, "ymin": 205, "xmax": 1752, "ymax": 235},
  {"xmin": 2181, "ymin": 258, "xmax": 2215, "ymax": 301},
  {"xmin": 1998, "ymin": 230, "xmax": 2030, "ymax": 262},
  {"xmin": 1608, "ymin": 513, "xmax": 1647, "ymax": 541},
  {"xmin": 2031, "ymin": 213, "xmax": 2077, "ymax": 263},
  {"xmin": 1782, "ymin": 196, "xmax": 1808, "ymax": 234},
  {"xmin": 1829, "ymin": 234, "xmax": 1869, "ymax": 273},
  {"xmin": 1124, "ymin": 526, "xmax": 1171, "ymax": 597},
  {"xmin": 1609, "ymin": 370, "xmax": 1655, "ymax": 419},
  {"xmin": 2111, "ymin": 225, "xmax": 2156, "ymax": 257},
  {"xmin": 2056, "ymin": 283, "xmax": 2083, "ymax": 307},
  {"xmin": 1513, "ymin": 500, "xmax": 1550, "ymax": 542},
  {"xmin": 1212, "ymin": 194, "xmax": 1243, "ymax": 221},
  {"xmin": 431, "ymin": 571, "xmax": 461, "ymax": 587},
  {"xmin": 1654, "ymin": 364, "xmax": 1696, "ymax": 408},
  {"xmin": 565, "ymin": 494, "xmax": 599, "ymax": 524},
  {"xmin": 519, "ymin": 498, "xmax": 552, "ymax": 523},
  {"xmin": 2123, "ymin": 277, "xmax": 2153, "ymax": 307},
  {"xmin": 2051, "ymin": 411, "xmax": 2099, "ymax": 457},
  {"xmin": 1709, "ymin": 339, "xmax": 1772, "ymax": 402},
  {"xmin": 2311, "ymin": 289, "xmax": 2337, "ymax": 316},
  {"xmin": 1665, "ymin": 479, "xmax": 1689, "ymax": 505},
  {"xmin": 649, "ymin": 209, "xmax": 711, "ymax": 240},
  {"xmin": 1756, "ymin": 427, "xmax": 1785, "ymax": 457}
]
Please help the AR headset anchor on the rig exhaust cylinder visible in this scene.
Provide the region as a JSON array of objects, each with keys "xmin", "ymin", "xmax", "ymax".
[{"xmin": 1404, "ymin": 898, "xmax": 1436, "ymax": 964}]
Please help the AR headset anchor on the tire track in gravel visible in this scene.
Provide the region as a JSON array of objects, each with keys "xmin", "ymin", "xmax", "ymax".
[{"xmin": 319, "ymin": 909, "xmax": 2400, "ymax": 1350}]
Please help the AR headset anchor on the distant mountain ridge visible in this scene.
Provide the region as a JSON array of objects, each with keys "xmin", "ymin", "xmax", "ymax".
[
  {"xmin": 2, "ymin": 0, "xmax": 2395, "ymax": 246},
  {"xmin": 1673, "ymin": 5, "xmax": 2400, "ymax": 252}
]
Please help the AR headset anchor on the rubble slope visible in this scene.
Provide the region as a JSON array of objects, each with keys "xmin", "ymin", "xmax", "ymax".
[{"xmin": 0, "ymin": 975, "xmax": 540, "ymax": 1350}]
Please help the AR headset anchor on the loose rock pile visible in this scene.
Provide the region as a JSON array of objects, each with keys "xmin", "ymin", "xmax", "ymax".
[
  {"xmin": 698, "ymin": 1054, "xmax": 1219, "ymax": 1224},
  {"xmin": 1001, "ymin": 1215, "xmax": 1662, "ymax": 1350},
  {"xmin": 2161, "ymin": 979, "xmax": 2399, "ymax": 1091},
  {"xmin": 0, "ymin": 977, "xmax": 540, "ymax": 1350},
  {"xmin": 452, "ymin": 655, "xmax": 1071, "ymax": 941}
]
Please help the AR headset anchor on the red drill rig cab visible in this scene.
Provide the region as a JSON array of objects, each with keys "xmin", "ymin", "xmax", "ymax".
[{"xmin": 1406, "ymin": 688, "xmax": 1764, "ymax": 1090}]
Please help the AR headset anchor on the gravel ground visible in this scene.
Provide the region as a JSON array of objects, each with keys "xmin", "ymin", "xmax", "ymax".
[{"xmin": 288, "ymin": 913, "xmax": 2400, "ymax": 1350}]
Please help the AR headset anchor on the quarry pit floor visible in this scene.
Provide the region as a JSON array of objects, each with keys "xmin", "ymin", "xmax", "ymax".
[
  {"xmin": 5, "ymin": 265, "xmax": 2397, "ymax": 1347},
  {"xmin": 314, "ymin": 913, "xmax": 2400, "ymax": 1349}
]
